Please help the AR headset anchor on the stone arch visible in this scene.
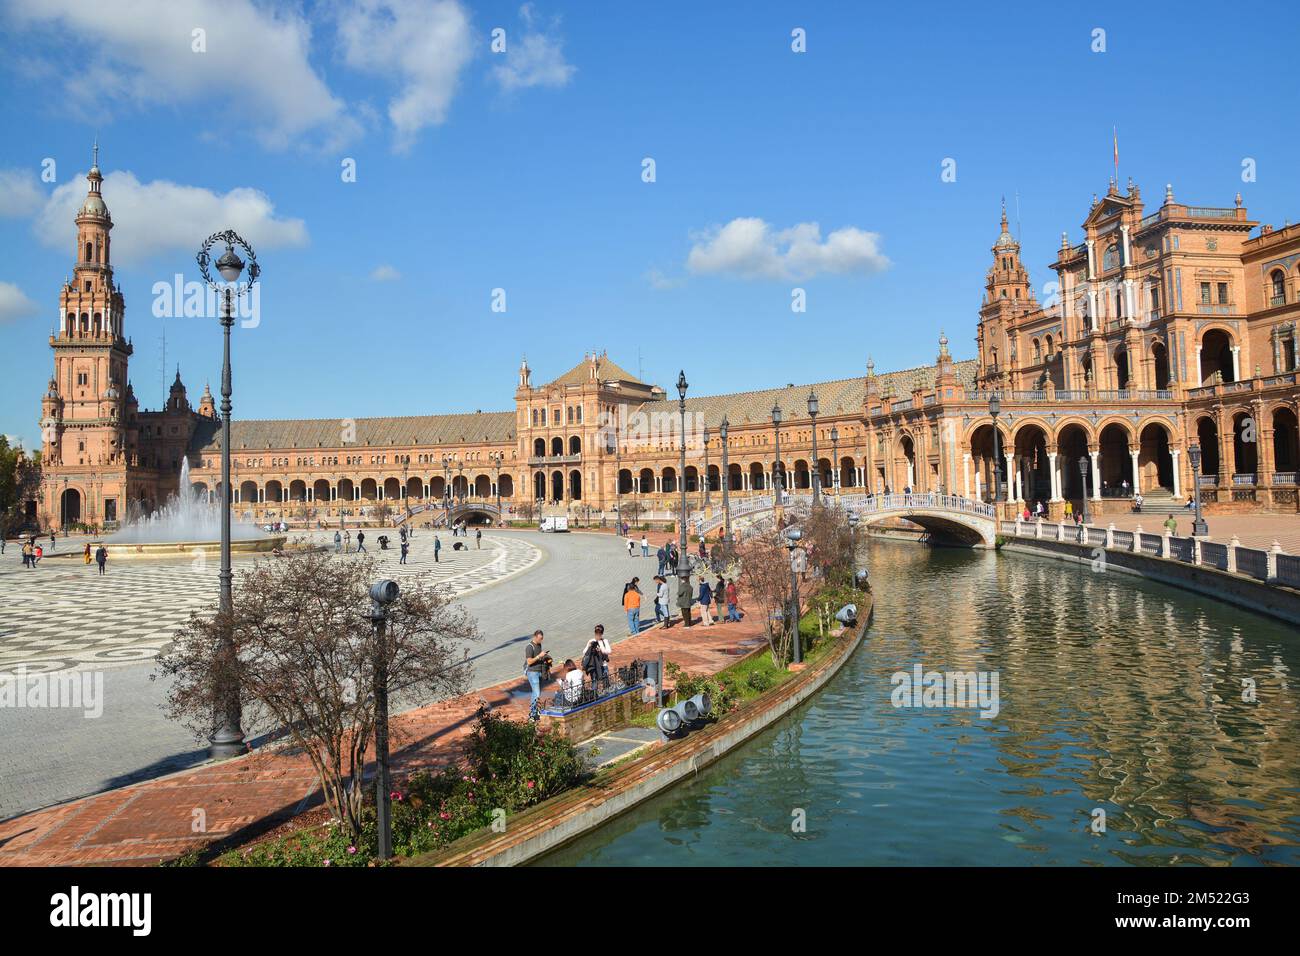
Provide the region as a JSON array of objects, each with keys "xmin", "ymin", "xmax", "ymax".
[
  {"xmin": 1233, "ymin": 410, "xmax": 1258, "ymax": 477},
  {"xmin": 533, "ymin": 437, "xmax": 545, "ymax": 457},
  {"xmin": 550, "ymin": 436, "xmax": 563, "ymax": 456},
  {"xmin": 749, "ymin": 461, "xmax": 765, "ymax": 491},
  {"xmin": 1056, "ymin": 422, "xmax": 1092, "ymax": 500},
  {"xmin": 1272, "ymin": 406, "xmax": 1299, "ymax": 475},
  {"xmin": 266, "ymin": 479, "xmax": 285, "ymax": 502},
  {"xmin": 289, "ymin": 479, "xmax": 308, "ymax": 501},
  {"xmin": 498, "ymin": 474, "xmax": 514, "ymax": 498},
  {"xmin": 618, "ymin": 468, "xmax": 633, "ymax": 494},
  {"xmin": 60, "ymin": 486, "xmax": 82, "ymax": 525},
  {"xmin": 1138, "ymin": 421, "xmax": 1174, "ymax": 492},
  {"xmin": 239, "ymin": 479, "xmax": 259, "ymax": 504},
  {"xmin": 662, "ymin": 466, "xmax": 677, "ymax": 494},
  {"xmin": 727, "ymin": 462, "xmax": 742, "ymax": 491},
  {"xmin": 1098, "ymin": 421, "xmax": 1133, "ymax": 494},
  {"xmin": 793, "ymin": 458, "xmax": 810, "ymax": 490},
  {"xmin": 839, "ymin": 455, "xmax": 857, "ymax": 489},
  {"xmin": 314, "ymin": 478, "xmax": 332, "ymax": 502},
  {"xmin": 383, "ymin": 477, "xmax": 402, "ymax": 500},
  {"xmin": 1012, "ymin": 422, "xmax": 1051, "ymax": 504},
  {"xmin": 534, "ymin": 471, "xmax": 546, "ymax": 500},
  {"xmin": 359, "ymin": 478, "xmax": 377, "ymax": 501},
  {"xmin": 474, "ymin": 474, "xmax": 491, "ymax": 498},
  {"xmin": 1195, "ymin": 416, "xmax": 1220, "ymax": 479},
  {"xmin": 637, "ymin": 467, "xmax": 653, "ymax": 493},
  {"xmin": 1199, "ymin": 327, "xmax": 1236, "ymax": 383},
  {"xmin": 568, "ymin": 435, "xmax": 581, "ymax": 455},
  {"xmin": 568, "ymin": 469, "xmax": 582, "ymax": 500},
  {"xmin": 550, "ymin": 470, "xmax": 564, "ymax": 501}
]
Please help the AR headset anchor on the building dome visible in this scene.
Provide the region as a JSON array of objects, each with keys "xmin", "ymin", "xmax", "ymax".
[
  {"xmin": 995, "ymin": 231, "xmax": 1016, "ymax": 249},
  {"xmin": 78, "ymin": 193, "xmax": 108, "ymax": 218}
]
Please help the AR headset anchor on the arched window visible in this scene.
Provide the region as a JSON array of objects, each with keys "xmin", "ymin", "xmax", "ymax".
[
  {"xmin": 1032, "ymin": 339, "xmax": 1041, "ymax": 361},
  {"xmin": 1271, "ymin": 270, "xmax": 1286, "ymax": 305},
  {"xmin": 85, "ymin": 241, "xmax": 93, "ymax": 262}
]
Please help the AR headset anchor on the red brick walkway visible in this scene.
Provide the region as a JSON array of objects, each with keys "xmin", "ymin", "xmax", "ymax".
[{"xmin": 0, "ymin": 588, "xmax": 774, "ymax": 867}]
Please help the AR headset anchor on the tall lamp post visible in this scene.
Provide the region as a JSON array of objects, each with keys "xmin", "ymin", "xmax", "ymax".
[
  {"xmin": 368, "ymin": 578, "xmax": 399, "ymax": 860},
  {"xmin": 1078, "ymin": 456, "xmax": 1090, "ymax": 541},
  {"xmin": 808, "ymin": 390, "xmax": 821, "ymax": 506},
  {"xmin": 197, "ymin": 229, "xmax": 260, "ymax": 760},
  {"xmin": 1188, "ymin": 443, "xmax": 1209, "ymax": 537},
  {"xmin": 830, "ymin": 426, "xmax": 840, "ymax": 496},
  {"xmin": 490, "ymin": 451, "xmax": 504, "ymax": 525},
  {"xmin": 441, "ymin": 454, "xmax": 452, "ymax": 527},
  {"xmin": 720, "ymin": 415, "xmax": 732, "ymax": 549},
  {"xmin": 702, "ymin": 427, "xmax": 711, "ymax": 509},
  {"xmin": 784, "ymin": 527, "xmax": 803, "ymax": 664},
  {"xmin": 676, "ymin": 372, "xmax": 690, "ymax": 585},
  {"xmin": 848, "ymin": 511, "xmax": 859, "ymax": 589},
  {"xmin": 772, "ymin": 402, "xmax": 784, "ymax": 504},
  {"xmin": 988, "ymin": 394, "xmax": 1003, "ymax": 507}
]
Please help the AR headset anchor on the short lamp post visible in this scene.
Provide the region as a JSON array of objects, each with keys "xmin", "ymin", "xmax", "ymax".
[
  {"xmin": 772, "ymin": 403, "xmax": 784, "ymax": 504},
  {"xmin": 720, "ymin": 415, "xmax": 732, "ymax": 549},
  {"xmin": 368, "ymin": 578, "xmax": 400, "ymax": 860},
  {"xmin": 784, "ymin": 527, "xmax": 803, "ymax": 664},
  {"xmin": 197, "ymin": 228, "xmax": 260, "ymax": 760},
  {"xmin": 1188, "ymin": 443, "xmax": 1209, "ymax": 537},
  {"xmin": 808, "ymin": 390, "xmax": 821, "ymax": 506},
  {"xmin": 848, "ymin": 511, "xmax": 859, "ymax": 589}
]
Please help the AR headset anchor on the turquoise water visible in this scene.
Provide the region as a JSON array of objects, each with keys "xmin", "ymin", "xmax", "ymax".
[{"xmin": 538, "ymin": 541, "xmax": 1300, "ymax": 866}]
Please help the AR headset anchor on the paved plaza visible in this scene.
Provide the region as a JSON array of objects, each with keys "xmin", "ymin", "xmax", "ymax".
[
  {"xmin": 0, "ymin": 529, "xmax": 664, "ymax": 818},
  {"xmin": 0, "ymin": 530, "xmax": 539, "ymax": 676}
]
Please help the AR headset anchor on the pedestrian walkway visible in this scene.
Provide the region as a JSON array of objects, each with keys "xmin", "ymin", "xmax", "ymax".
[
  {"xmin": 1087, "ymin": 512, "xmax": 1300, "ymax": 553},
  {"xmin": 0, "ymin": 581, "xmax": 777, "ymax": 866}
]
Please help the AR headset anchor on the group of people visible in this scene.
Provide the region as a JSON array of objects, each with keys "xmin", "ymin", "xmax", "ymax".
[
  {"xmin": 13, "ymin": 532, "xmax": 107, "ymax": 574},
  {"xmin": 522, "ymin": 625, "xmax": 614, "ymax": 720},
  {"xmin": 622, "ymin": 571, "xmax": 740, "ymax": 633}
]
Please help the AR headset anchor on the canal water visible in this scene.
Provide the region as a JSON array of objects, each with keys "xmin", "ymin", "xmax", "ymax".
[{"xmin": 538, "ymin": 540, "xmax": 1300, "ymax": 866}]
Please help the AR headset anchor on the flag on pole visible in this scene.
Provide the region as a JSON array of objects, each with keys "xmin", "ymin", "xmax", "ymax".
[{"xmin": 1113, "ymin": 127, "xmax": 1119, "ymax": 181}]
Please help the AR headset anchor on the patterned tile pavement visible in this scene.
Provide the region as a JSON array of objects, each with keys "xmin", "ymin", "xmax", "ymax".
[{"xmin": 0, "ymin": 531, "xmax": 540, "ymax": 677}]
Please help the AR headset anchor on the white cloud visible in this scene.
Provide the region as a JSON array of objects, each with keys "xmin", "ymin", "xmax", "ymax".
[
  {"xmin": 686, "ymin": 218, "xmax": 891, "ymax": 280},
  {"xmin": 3, "ymin": 0, "xmax": 353, "ymax": 149},
  {"xmin": 335, "ymin": 0, "xmax": 475, "ymax": 150},
  {"xmin": 0, "ymin": 169, "xmax": 44, "ymax": 217},
  {"xmin": 370, "ymin": 264, "xmax": 401, "ymax": 281},
  {"xmin": 644, "ymin": 268, "xmax": 683, "ymax": 290},
  {"xmin": 33, "ymin": 170, "xmax": 307, "ymax": 266},
  {"xmin": 0, "ymin": 281, "xmax": 38, "ymax": 323},
  {"xmin": 492, "ymin": 4, "xmax": 576, "ymax": 92}
]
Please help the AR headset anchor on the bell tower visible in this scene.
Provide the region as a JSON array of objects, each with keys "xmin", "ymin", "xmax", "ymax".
[
  {"xmin": 46, "ymin": 142, "xmax": 132, "ymax": 469},
  {"xmin": 977, "ymin": 199, "xmax": 1036, "ymax": 386}
]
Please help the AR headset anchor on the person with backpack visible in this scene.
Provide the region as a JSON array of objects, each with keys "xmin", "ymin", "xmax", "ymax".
[
  {"xmin": 582, "ymin": 624, "xmax": 611, "ymax": 688},
  {"xmin": 434, "ymin": 535, "xmax": 442, "ymax": 562},
  {"xmin": 656, "ymin": 544, "xmax": 666, "ymax": 576},
  {"xmin": 95, "ymin": 545, "xmax": 108, "ymax": 575},
  {"xmin": 698, "ymin": 577, "xmax": 714, "ymax": 626},
  {"xmin": 356, "ymin": 530, "xmax": 366, "ymax": 553},
  {"xmin": 399, "ymin": 539, "xmax": 409, "ymax": 565},
  {"xmin": 714, "ymin": 576, "xmax": 726, "ymax": 622},
  {"xmin": 523, "ymin": 630, "xmax": 551, "ymax": 722},
  {"xmin": 676, "ymin": 574, "xmax": 693, "ymax": 627}
]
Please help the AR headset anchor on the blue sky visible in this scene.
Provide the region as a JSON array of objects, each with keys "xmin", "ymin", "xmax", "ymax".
[{"xmin": 1, "ymin": 0, "xmax": 1297, "ymax": 450}]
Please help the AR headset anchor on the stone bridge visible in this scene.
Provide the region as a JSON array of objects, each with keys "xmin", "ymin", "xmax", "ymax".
[
  {"xmin": 395, "ymin": 500, "xmax": 501, "ymax": 527},
  {"xmin": 695, "ymin": 492, "xmax": 999, "ymax": 548}
]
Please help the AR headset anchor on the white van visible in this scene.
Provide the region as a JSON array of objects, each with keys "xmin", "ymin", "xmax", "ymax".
[{"xmin": 539, "ymin": 516, "xmax": 569, "ymax": 533}]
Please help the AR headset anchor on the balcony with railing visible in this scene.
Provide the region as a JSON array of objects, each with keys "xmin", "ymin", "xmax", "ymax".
[{"xmin": 528, "ymin": 453, "xmax": 581, "ymax": 466}]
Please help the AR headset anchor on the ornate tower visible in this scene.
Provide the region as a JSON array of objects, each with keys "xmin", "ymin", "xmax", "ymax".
[
  {"xmin": 977, "ymin": 200, "xmax": 1036, "ymax": 387},
  {"xmin": 45, "ymin": 143, "xmax": 132, "ymax": 469}
]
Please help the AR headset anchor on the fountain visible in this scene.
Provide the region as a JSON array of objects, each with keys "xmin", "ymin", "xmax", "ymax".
[{"xmin": 101, "ymin": 458, "xmax": 285, "ymax": 558}]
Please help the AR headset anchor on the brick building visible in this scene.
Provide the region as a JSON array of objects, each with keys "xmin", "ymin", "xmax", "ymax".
[{"xmin": 35, "ymin": 165, "xmax": 1300, "ymax": 531}]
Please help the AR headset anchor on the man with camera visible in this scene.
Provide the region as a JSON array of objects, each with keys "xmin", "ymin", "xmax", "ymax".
[{"xmin": 524, "ymin": 629, "xmax": 552, "ymax": 722}]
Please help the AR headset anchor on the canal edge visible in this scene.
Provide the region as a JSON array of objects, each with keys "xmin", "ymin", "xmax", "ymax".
[{"xmin": 406, "ymin": 595, "xmax": 874, "ymax": 867}]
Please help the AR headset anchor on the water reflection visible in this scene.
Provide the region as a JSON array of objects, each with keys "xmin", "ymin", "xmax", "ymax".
[{"xmin": 539, "ymin": 540, "xmax": 1300, "ymax": 866}]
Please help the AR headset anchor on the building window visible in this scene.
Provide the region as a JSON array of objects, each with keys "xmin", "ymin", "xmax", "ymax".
[
  {"xmin": 1271, "ymin": 270, "xmax": 1286, "ymax": 306},
  {"xmin": 1200, "ymin": 282, "xmax": 1212, "ymax": 305},
  {"xmin": 1217, "ymin": 282, "xmax": 1229, "ymax": 305}
]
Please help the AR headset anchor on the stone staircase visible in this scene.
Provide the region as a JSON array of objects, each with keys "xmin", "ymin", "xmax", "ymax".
[{"xmin": 1135, "ymin": 488, "xmax": 1187, "ymax": 515}]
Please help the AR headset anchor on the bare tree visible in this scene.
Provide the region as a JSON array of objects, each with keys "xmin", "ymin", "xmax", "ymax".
[
  {"xmin": 737, "ymin": 532, "xmax": 795, "ymax": 666},
  {"xmin": 802, "ymin": 505, "xmax": 853, "ymax": 584},
  {"xmin": 514, "ymin": 499, "xmax": 536, "ymax": 523},
  {"xmin": 155, "ymin": 552, "xmax": 480, "ymax": 841}
]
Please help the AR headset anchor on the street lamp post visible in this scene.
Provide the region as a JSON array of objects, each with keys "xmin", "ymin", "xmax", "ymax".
[
  {"xmin": 1078, "ymin": 456, "xmax": 1090, "ymax": 542},
  {"xmin": 720, "ymin": 415, "xmax": 732, "ymax": 549},
  {"xmin": 441, "ymin": 455, "xmax": 452, "ymax": 528},
  {"xmin": 368, "ymin": 578, "xmax": 400, "ymax": 860},
  {"xmin": 784, "ymin": 527, "xmax": 803, "ymax": 664},
  {"xmin": 831, "ymin": 426, "xmax": 840, "ymax": 496},
  {"xmin": 772, "ymin": 403, "xmax": 784, "ymax": 505},
  {"xmin": 808, "ymin": 391, "xmax": 820, "ymax": 506},
  {"xmin": 490, "ymin": 451, "xmax": 504, "ymax": 525},
  {"xmin": 848, "ymin": 511, "xmax": 859, "ymax": 589},
  {"xmin": 703, "ymin": 427, "xmax": 711, "ymax": 509},
  {"xmin": 197, "ymin": 229, "xmax": 260, "ymax": 760},
  {"xmin": 989, "ymin": 394, "xmax": 1003, "ymax": 508},
  {"xmin": 676, "ymin": 372, "xmax": 690, "ymax": 590},
  {"xmin": 1188, "ymin": 443, "xmax": 1209, "ymax": 537}
]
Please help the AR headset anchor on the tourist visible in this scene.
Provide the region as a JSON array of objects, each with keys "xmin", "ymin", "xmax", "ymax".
[
  {"xmin": 640, "ymin": 534, "xmax": 649, "ymax": 557},
  {"xmin": 623, "ymin": 577, "xmax": 643, "ymax": 635},
  {"xmin": 583, "ymin": 624, "xmax": 611, "ymax": 685},
  {"xmin": 334, "ymin": 530, "xmax": 342, "ymax": 553},
  {"xmin": 399, "ymin": 539, "xmax": 409, "ymax": 565},
  {"xmin": 656, "ymin": 575, "xmax": 671, "ymax": 625},
  {"xmin": 561, "ymin": 659, "xmax": 584, "ymax": 704},
  {"xmin": 523, "ymin": 630, "xmax": 551, "ymax": 722},
  {"xmin": 656, "ymin": 544, "xmax": 666, "ymax": 576},
  {"xmin": 434, "ymin": 535, "xmax": 442, "ymax": 562},
  {"xmin": 1120, "ymin": 478, "xmax": 1130, "ymax": 497},
  {"xmin": 1163, "ymin": 514, "xmax": 1178, "ymax": 535},
  {"xmin": 476, "ymin": 528, "xmax": 482, "ymax": 549},
  {"xmin": 21, "ymin": 540, "xmax": 33, "ymax": 569},
  {"xmin": 725, "ymin": 579, "xmax": 740, "ymax": 621},
  {"xmin": 356, "ymin": 530, "xmax": 366, "ymax": 553},
  {"xmin": 1134, "ymin": 492, "xmax": 1144, "ymax": 513},
  {"xmin": 1063, "ymin": 500, "xmax": 1073, "ymax": 520},
  {"xmin": 33, "ymin": 543, "xmax": 42, "ymax": 565},
  {"xmin": 715, "ymin": 576, "xmax": 726, "ymax": 621},
  {"xmin": 50, "ymin": 530, "xmax": 56, "ymax": 551},
  {"xmin": 698, "ymin": 577, "xmax": 714, "ymax": 626},
  {"xmin": 344, "ymin": 530, "xmax": 352, "ymax": 552},
  {"xmin": 83, "ymin": 542, "xmax": 91, "ymax": 565},
  {"xmin": 95, "ymin": 545, "xmax": 107, "ymax": 575},
  {"xmin": 676, "ymin": 574, "xmax": 694, "ymax": 627},
  {"xmin": 627, "ymin": 537, "xmax": 636, "ymax": 558}
]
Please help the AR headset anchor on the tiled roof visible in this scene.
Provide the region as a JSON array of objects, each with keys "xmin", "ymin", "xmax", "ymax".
[
  {"xmin": 549, "ymin": 356, "xmax": 645, "ymax": 387},
  {"xmin": 634, "ymin": 360, "xmax": 978, "ymax": 427},
  {"xmin": 190, "ymin": 410, "xmax": 516, "ymax": 453}
]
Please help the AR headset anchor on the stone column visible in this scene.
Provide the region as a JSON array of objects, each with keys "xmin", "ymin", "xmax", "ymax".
[
  {"xmin": 1005, "ymin": 453, "xmax": 1017, "ymax": 501},
  {"xmin": 1231, "ymin": 346, "xmax": 1241, "ymax": 382},
  {"xmin": 1090, "ymin": 450, "xmax": 1101, "ymax": 500},
  {"xmin": 962, "ymin": 453, "xmax": 972, "ymax": 498},
  {"xmin": 1048, "ymin": 452, "xmax": 1062, "ymax": 501},
  {"xmin": 1130, "ymin": 449, "xmax": 1141, "ymax": 493},
  {"xmin": 1170, "ymin": 448, "xmax": 1182, "ymax": 499}
]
